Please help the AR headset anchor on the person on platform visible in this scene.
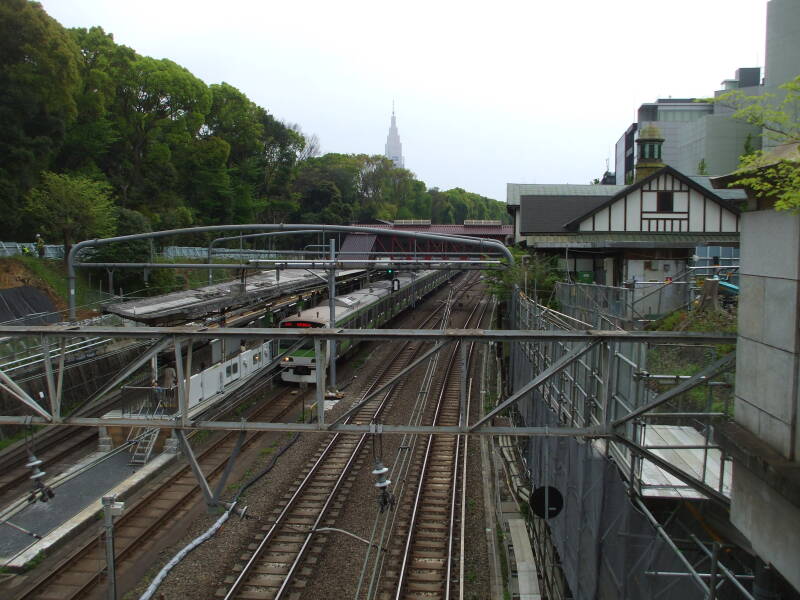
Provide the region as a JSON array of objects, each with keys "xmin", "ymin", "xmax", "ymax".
[
  {"xmin": 35, "ymin": 234, "xmax": 45, "ymax": 258},
  {"xmin": 161, "ymin": 363, "xmax": 177, "ymax": 407}
]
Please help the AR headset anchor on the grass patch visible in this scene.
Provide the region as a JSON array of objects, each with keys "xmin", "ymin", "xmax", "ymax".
[
  {"xmin": 496, "ymin": 522, "xmax": 510, "ymax": 599},
  {"xmin": 0, "ymin": 425, "xmax": 43, "ymax": 452},
  {"xmin": 2, "ymin": 256, "xmax": 102, "ymax": 312},
  {"xmin": 646, "ymin": 307, "xmax": 737, "ymax": 416}
]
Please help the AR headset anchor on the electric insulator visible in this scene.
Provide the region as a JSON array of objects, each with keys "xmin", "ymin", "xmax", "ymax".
[
  {"xmin": 372, "ymin": 463, "xmax": 391, "ymax": 488},
  {"xmin": 26, "ymin": 454, "xmax": 45, "ymax": 480}
]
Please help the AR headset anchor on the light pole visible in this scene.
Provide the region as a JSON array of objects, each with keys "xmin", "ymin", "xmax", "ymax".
[{"xmin": 102, "ymin": 494, "xmax": 125, "ymax": 600}]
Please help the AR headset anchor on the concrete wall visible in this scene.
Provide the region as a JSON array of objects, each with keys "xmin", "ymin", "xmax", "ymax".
[
  {"xmin": 731, "ymin": 210, "xmax": 800, "ymax": 592},
  {"xmin": 736, "ymin": 211, "xmax": 800, "ymax": 460}
]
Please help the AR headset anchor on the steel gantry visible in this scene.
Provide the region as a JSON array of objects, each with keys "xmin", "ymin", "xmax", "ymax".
[
  {"xmin": 0, "ymin": 324, "xmax": 734, "ymax": 438},
  {"xmin": 66, "ymin": 224, "xmax": 515, "ymax": 320}
]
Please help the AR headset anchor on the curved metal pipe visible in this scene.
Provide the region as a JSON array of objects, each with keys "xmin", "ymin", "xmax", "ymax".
[
  {"xmin": 206, "ymin": 230, "xmax": 319, "ymax": 285},
  {"xmin": 67, "ymin": 224, "xmax": 514, "ymax": 319}
]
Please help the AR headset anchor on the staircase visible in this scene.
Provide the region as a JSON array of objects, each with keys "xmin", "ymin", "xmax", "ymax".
[{"xmin": 126, "ymin": 391, "xmax": 165, "ymax": 466}]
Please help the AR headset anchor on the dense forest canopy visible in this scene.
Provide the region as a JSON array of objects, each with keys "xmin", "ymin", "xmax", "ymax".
[{"xmin": 1, "ymin": 0, "xmax": 508, "ymax": 244}]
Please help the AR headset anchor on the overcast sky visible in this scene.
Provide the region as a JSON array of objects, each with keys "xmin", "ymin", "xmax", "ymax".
[{"xmin": 40, "ymin": 0, "xmax": 768, "ymax": 202}]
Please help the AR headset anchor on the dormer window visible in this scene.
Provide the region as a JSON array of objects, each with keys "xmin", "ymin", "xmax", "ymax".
[{"xmin": 657, "ymin": 191, "xmax": 674, "ymax": 212}]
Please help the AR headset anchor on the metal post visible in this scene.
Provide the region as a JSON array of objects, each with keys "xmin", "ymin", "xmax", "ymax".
[
  {"xmin": 150, "ymin": 355, "xmax": 158, "ymax": 387},
  {"xmin": 460, "ymin": 342, "xmax": 468, "ymax": 429},
  {"xmin": 102, "ymin": 495, "xmax": 124, "ymax": 600},
  {"xmin": 708, "ymin": 542, "xmax": 719, "ymax": 600},
  {"xmin": 173, "ymin": 339, "xmax": 187, "ymax": 427},
  {"xmin": 175, "ymin": 429, "xmax": 215, "ymax": 506},
  {"xmin": 315, "ymin": 338, "xmax": 326, "ymax": 425},
  {"xmin": 55, "ymin": 338, "xmax": 66, "ymax": 411},
  {"xmin": 328, "ymin": 238, "xmax": 337, "ymax": 391},
  {"xmin": 41, "ymin": 336, "xmax": 59, "ymax": 420}
]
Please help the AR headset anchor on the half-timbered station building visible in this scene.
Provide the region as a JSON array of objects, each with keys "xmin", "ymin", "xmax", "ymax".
[{"xmin": 507, "ymin": 166, "xmax": 747, "ymax": 286}]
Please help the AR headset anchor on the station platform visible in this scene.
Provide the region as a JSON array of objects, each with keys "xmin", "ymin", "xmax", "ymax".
[{"xmin": 0, "ymin": 447, "xmax": 173, "ymax": 568}]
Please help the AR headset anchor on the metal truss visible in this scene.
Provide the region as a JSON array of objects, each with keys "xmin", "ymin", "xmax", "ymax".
[
  {"xmin": 66, "ymin": 224, "xmax": 515, "ymax": 319},
  {"xmin": 0, "ymin": 326, "xmax": 734, "ymax": 436}
]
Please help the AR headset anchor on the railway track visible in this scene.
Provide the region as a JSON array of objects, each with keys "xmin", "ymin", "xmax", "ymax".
[
  {"xmin": 375, "ymin": 286, "xmax": 488, "ymax": 600},
  {"xmin": 219, "ymin": 274, "xmax": 479, "ymax": 600},
  {"xmin": 0, "ymin": 427, "xmax": 97, "ymax": 504},
  {"xmin": 14, "ymin": 382, "xmax": 305, "ymax": 600}
]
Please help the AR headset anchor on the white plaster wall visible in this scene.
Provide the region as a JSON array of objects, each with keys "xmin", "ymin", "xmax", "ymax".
[
  {"xmin": 610, "ymin": 201, "xmax": 625, "ymax": 230},
  {"xmin": 626, "ymin": 193, "xmax": 640, "ymax": 230},
  {"xmin": 689, "ymin": 190, "xmax": 705, "ymax": 230},
  {"xmin": 705, "ymin": 202, "xmax": 721, "ymax": 232},
  {"xmin": 594, "ymin": 207, "xmax": 609, "ymax": 231}
]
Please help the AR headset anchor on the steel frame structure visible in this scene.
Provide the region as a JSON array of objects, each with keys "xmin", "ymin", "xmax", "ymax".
[
  {"xmin": 66, "ymin": 224, "xmax": 514, "ymax": 319},
  {"xmin": 511, "ymin": 293, "xmax": 750, "ymax": 598},
  {"xmin": 0, "ymin": 325, "xmax": 733, "ymax": 436}
]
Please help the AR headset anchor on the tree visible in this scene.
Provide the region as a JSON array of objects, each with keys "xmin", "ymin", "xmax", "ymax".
[
  {"xmin": 0, "ymin": 0, "xmax": 81, "ymax": 238},
  {"xmin": 23, "ymin": 172, "xmax": 116, "ymax": 257},
  {"xmin": 485, "ymin": 248, "xmax": 560, "ymax": 305},
  {"xmin": 697, "ymin": 158, "xmax": 708, "ymax": 175},
  {"xmin": 111, "ymin": 55, "xmax": 211, "ymax": 210},
  {"xmin": 718, "ymin": 75, "xmax": 800, "ymax": 211},
  {"xmin": 55, "ymin": 27, "xmax": 134, "ymax": 174}
]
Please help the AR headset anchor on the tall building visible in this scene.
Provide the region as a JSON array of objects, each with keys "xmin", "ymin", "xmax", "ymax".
[
  {"xmin": 614, "ymin": 73, "xmax": 762, "ymax": 185},
  {"xmin": 384, "ymin": 108, "xmax": 404, "ymax": 168},
  {"xmin": 762, "ymin": 0, "xmax": 800, "ymax": 148},
  {"xmin": 614, "ymin": 0, "xmax": 800, "ymax": 183}
]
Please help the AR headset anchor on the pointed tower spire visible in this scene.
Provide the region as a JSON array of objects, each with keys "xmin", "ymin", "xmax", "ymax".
[{"xmin": 385, "ymin": 105, "xmax": 404, "ymax": 168}]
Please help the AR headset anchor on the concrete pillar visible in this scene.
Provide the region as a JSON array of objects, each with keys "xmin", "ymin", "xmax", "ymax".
[
  {"xmin": 98, "ymin": 426, "xmax": 113, "ymax": 452},
  {"xmin": 723, "ymin": 210, "xmax": 800, "ymax": 593},
  {"xmin": 734, "ymin": 210, "xmax": 800, "ymax": 460}
]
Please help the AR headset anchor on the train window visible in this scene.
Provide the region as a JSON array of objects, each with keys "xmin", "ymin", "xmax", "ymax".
[
  {"xmin": 225, "ymin": 365, "xmax": 231, "ymax": 377},
  {"xmin": 233, "ymin": 363, "xmax": 238, "ymax": 374},
  {"xmin": 253, "ymin": 352, "xmax": 261, "ymax": 363}
]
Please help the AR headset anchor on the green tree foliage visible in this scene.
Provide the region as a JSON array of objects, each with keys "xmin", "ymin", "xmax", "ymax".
[
  {"xmin": 0, "ymin": 0, "xmax": 81, "ymax": 237},
  {"xmin": 2, "ymin": 2, "xmax": 505, "ymax": 247},
  {"xmin": 23, "ymin": 172, "xmax": 116, "ymax": 255},
  {"xmin": 292, "ymin": 157, "xmax": 507, "ymax": 225},
  {"xmin": 485, "ymin": 248, "xmax": 560, "ymax": 304},
  {"xmin": 718, "ymin": 75, "xmax": 800, "ymax": 211}
]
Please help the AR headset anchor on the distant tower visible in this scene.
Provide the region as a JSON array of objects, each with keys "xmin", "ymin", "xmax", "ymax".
[
  {"xmin": 384, "ymin": 106, "xmax": 404, "ymax": 168},
  {"xmin": 634, "ymin": 124, "xmax": 665, "ymax": 182}
]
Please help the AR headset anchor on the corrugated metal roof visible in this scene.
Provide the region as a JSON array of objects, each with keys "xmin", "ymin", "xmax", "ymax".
[
  {"xmin": 507, "ymin": 183, "xmax": 626, "ymax": 205},
  {"xmin": 350, "ymin": 223, "xmax": 512, "ymax": 236},
  {"xmin": 339, "ymin": 234, "xmax": 376, "ymax": 267}
]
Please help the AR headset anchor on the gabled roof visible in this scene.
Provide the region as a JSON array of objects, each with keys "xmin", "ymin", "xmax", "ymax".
[
  {"xmin": 507, "ymin": 182, "xmax": 625, "ymax": 206},
  {"xmin": 520, "ymin": 195, "xmax": 612, "ymax": 234},
  {"xmin": 563, "ymin": 166, "xmax": 742, "ymax": 231}
]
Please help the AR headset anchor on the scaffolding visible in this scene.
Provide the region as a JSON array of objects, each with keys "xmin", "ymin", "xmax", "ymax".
[{"xmin": 510, "ymin": 293, "xmax": 761, "ymax": 599}]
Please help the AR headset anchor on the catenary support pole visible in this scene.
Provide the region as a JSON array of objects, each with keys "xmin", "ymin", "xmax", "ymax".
[
  {"xmin": 315, "ymin": 338, "xmax": 326, "ymax": 425},
  {"xmin": 328, "ymin": 238, "xmax": 337, "ymax": 390},
  {"xmin": 102, "ymin": 495, "xmax": 120, "ymax": 600}
]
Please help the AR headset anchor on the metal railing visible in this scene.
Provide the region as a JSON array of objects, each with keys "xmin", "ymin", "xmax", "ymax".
[{"xmin": 511, "ymin": 293, "xmax": 746, "ymax": 598}]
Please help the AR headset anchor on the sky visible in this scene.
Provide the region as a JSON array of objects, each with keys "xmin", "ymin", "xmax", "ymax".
[{"xmin": 40, "ymin": 0, "xmax": 769, "ymax": 202}]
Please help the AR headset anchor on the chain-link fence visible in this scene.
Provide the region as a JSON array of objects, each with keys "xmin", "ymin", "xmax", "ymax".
[{"xmin": 0, "ymin": 241, "xmax": 65, "ymax": 259}]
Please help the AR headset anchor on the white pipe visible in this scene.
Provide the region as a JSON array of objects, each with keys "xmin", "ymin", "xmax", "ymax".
[{"xmin": 139, "ymin": 503, "xmax": 235, "ymax": 600}]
